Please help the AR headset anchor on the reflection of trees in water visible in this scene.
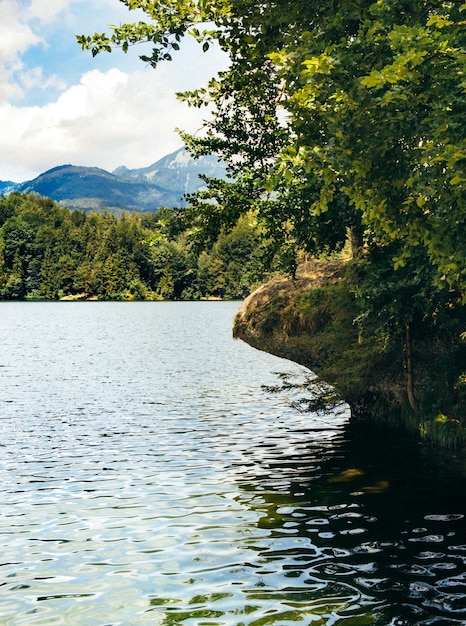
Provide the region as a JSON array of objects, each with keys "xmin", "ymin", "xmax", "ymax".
[
  {"xmin": 262, "ymin": 370, "xmax": 346, "ymax": 415},
  {"xmin": 147, "ymin": 370, "xmax": 466, "ymax": 625},
  {"xmin": 232, "ymin": 376, "xmax": 466, "ymax": 625}
]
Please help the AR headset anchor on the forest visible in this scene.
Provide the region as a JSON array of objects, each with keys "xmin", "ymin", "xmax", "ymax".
[{"xmin": 0, "ymin": 192, "xmax": 269, "ymax": 301}]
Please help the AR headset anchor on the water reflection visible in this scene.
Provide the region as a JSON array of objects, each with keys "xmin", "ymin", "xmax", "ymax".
[
  {"xmin": 229, "ymin": 414, "xmax": 466, "ymax": 626},
  {"xmin": 0, "ymin": 302, "xmax": 465, "ymax": 625}
]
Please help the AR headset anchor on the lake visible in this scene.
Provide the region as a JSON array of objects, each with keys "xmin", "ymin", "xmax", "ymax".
[{"xmin": 0, "ymin": 301, "xmax": 465, "ymax": 625}]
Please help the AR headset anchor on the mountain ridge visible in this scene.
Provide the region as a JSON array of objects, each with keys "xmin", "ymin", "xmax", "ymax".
[{"xmin": 2, "ymin": 148, "xmax": 225, "ymax": 212}]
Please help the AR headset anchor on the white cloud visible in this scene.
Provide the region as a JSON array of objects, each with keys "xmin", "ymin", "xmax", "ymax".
[
  {"xmin": 0, "ymin": 0, "xmax": 71, "ymax": 103},
  {"xmin": 0, "ymin": 66, "xmax": 211, "ymax": 181},
  {"xmin": 0, "ymin": 1, "xmax": 39, "ymax": 101},
  {"xmin": 27, "ymin": 0, "xmax": 71, "ymax": 23},
  {"xmin": 19, "ymin": 66, "xmax": 67, "ymax": 93},
  {"xmin": 0, "ymin": 1, "xmax": 41, "ymax": 59},
  {"xmin": 0, "ymin": 0, "xmax": 229, "ymax": 182}
]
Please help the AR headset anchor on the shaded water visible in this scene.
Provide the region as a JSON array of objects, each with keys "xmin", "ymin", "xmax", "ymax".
[{"xmin": 0, "ymin": 301, "xmax": 465, "ymax": 625}]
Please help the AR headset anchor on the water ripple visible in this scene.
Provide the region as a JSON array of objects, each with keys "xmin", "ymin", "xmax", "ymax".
[{"xmin": 0, "ymin": 302, "xmax": 465, "ymax": 625}]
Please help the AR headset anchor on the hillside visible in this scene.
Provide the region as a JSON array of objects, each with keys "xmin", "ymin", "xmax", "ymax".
[
  {"xmin": 233, "ymin": 258, "xmax": 466, "ymax": 448},
  {"xmin": 4, "ymin": 148, "xmax": 225, "ymax": 212},
  {"xmin": 17, "ymin": 164, "xmax": 169, "ymax": 212},
  {"xmin": 113, "ymin": 150, "xmax": 226, "ymax": 196},
  {"xmin": 0, "ymin": 181, "xmax": 18, "ymax": 195}
]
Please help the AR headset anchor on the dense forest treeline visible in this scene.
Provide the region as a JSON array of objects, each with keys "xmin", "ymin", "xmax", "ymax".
[{"xmin": 0, "ymin": 192, "xmax": 269, "ymax": 301}]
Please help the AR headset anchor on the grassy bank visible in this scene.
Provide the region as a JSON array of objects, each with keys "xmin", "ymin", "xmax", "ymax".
[{"xmin": 234, "ymin": 258, "xmax": 466, "ymax": 450}]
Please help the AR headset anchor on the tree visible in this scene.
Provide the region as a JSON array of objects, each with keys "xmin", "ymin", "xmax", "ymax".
[
  {"xmin": 195, "ymin": 214, "xmax": 266, "ymax": 299},
  {"xmin": 78, "ymin": 0, "xmax": 465, "ymax": 284},
  {"xmin": 78, "ymin": 1, "xmax": 466, "ymax": 432},
  {"xmin": 269, "ymin": 1, "xmax": 466, "ymax": 288},
  {"xmin": 78, "ymin": 1, "xmax": 359, "ymax": 271}
]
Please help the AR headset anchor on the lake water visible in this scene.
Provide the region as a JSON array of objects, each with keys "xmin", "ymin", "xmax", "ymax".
[{"xmin": 0, "ymin": 301, "xmax": 465, "ymax": 625}]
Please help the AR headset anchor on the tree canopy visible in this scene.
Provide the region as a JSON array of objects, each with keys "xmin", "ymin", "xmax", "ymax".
[
  {"xmin": 78, "ymin": 1, "xmax": 466, "ymax": 433},
  {"xmin": 0, "ymin": 193, "xmax": 267, "ymax": 301},
  {"xmin": 78, "ymin": 0, "xmax": 465, "ymax": 285}
]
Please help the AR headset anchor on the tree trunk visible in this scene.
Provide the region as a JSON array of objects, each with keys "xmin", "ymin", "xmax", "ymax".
[
  {"xmin": 404, "ymin": 323, "xmax": 419, "ymax": 412},
  {"xmin": 349, "ymin": 228, "xmax": 360, "ymax": 259}
]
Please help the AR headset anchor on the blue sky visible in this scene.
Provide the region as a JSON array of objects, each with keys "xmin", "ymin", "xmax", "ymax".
[{"xmin": 0, "ymin": 0, "xmax": 227, "ymax": 182}]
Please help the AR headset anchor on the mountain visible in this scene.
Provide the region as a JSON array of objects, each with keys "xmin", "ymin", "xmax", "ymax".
[
  {"xmin": 8, "ymin": 148, "xmax": 226, "ymax": 212},
  {"xmin": 0, "ymin": 180, "xmax": 20, "ymax": 195},
  {"xmin": 18, "ymin": 164, "xmax": 173, "ymax": 212},
  {"xmin": 113, "ymin": 149, "xmax": 226, "ymax": 197}
]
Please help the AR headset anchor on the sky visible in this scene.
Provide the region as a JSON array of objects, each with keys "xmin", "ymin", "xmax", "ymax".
[{"xmin": 0, "ymin": 0, "xmax": 228, "ymax": 182}]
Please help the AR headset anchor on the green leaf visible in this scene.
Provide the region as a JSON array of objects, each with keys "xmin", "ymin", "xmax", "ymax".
[{"xmin": 361, "ymin": 71, "xmax": 384, "ymax": 88}]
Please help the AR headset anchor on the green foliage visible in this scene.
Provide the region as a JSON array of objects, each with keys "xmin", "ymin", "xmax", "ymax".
[
  {"xmin": 267, "ymin": 1, "xmax": 465, "ymax": 288},
  {"xmin": 195, "ymin": 214, "xmax": 266, "ymax": 299},
  {"xmin": 236, "ymin": 258, "xmax": 466, "ymax": 445},
  {"xmin": 78, "ymin": 1, "xmax": 466, "ymax": 442},
  {"xmin": 0, "ymin": 193, "xmax": 267, "ymax": 301},
  {"xmin": 420, "ymin": 413, "xmax": 466, "ymax": 450},
  {"xmin": 79, "ymin": 0, "xmax": 464, "ymax": 283},
  {"xmin": 78, "ymin": 0, "xmax": 465, "ymax": 279}
]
